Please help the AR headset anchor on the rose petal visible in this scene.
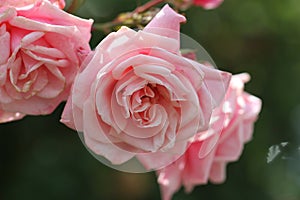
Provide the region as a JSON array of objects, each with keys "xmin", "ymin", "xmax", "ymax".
[
  {"xmin": 0, "ymin": 110, "xmax": 25, "ymax": 123},
  {"xmin": 182, "ymin": 141, "xmax": 216, "ymax": 192},
  {"xmin": 0, "ymin": 26, "xmax": 10, "ymax": 65},
  {"xmin": 209, "ymin": 162, "xmax": 226, "ymax": 183},
  {"xmin": 0, "ymin": 7, "xmax": 16, "ymax": 23},
  {"xmin": 144, "ymin": 4, "xmax": 186, "ymax": 47},
  {"xmin": 157, "ymin": 162, "xmax": 183, "ymax": 200},
  {"xmin": 83, "ymin": 99, "xmax": 134, "ymax": 164}
]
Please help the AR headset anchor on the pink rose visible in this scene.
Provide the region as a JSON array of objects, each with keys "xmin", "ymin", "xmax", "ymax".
[
  {"xmin": 0, "ymin": 0, "xmax": 65, "ymax": 9},
  {"xmin": 61, "ymin": 5, "xmax": 231, "ymax": 169},
  {"xmin": 0, "ymin": 0, "xmax": 92, "ymax": 115},
  {"xmin": 209, "ymin": 73, "xmax": 262, "ymax": 183},
  {"xmin": 157, "ymin": 73, "xmax": 262, "ymax": 200},
  {"xmin": 0, "ymin": 109, "xmax": 24, "ymax": 123},
  {"xmin": 167, "ymin": 0, "xmax": 222, "ymax": 10},
  {"xmin": 193, "ymin": 0, "xmax": 223, "ymax": 9}
]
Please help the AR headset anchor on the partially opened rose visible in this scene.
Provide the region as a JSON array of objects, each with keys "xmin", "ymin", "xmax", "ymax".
[
  {"xmin": 209, "ymin": 73, "xmax": 262, "ymax": 183},
  {"xmin": 0, "ymin": 0, "xmax": 92, "ymax": 115},
  {"xmin": 61, "ymin": 4, "xmax": 231, "ymax": 170},
  {"xmin": 157, "ymin": 73, "xmax": 262, "ymax": 200}
]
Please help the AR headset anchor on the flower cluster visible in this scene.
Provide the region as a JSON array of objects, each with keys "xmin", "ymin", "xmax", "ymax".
[{"xmin": 0, "ymin": 0, "xmax": 262, "ymax": 199}]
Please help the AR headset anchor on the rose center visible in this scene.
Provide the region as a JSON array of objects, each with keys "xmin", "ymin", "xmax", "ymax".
[{"xmin": 130, "ymin": 83, "xmax": 162, "ymax": 125}]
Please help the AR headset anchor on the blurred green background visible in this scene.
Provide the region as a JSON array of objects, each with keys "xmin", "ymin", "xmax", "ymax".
[{"xmin": 1, "ymin": 0, "xmax": 300, "ymax": 199}]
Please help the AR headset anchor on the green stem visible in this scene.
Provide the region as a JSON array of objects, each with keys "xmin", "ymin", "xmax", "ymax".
[
  {"xmin": 133, "ymin": 0, "xmax": 165, "ymax": 14},
  {"xmin": 93, "ymin": 0, "xmax": 166, "ymax": 33}
]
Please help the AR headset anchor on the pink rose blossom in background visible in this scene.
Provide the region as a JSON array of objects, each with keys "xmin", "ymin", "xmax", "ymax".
[
  {"xmin": 0, "ymin": 0, "xmax": 92, "ymax": 115},
  {"xmin": 157, "ymin": 73, "xmax": 262, "ymax": 200},
  {"xmin": 61, "ymin": 4, "xmax": 231, "ymax": 169},
  {"xmin": 168, "ymin": 0, "xmax": 223, "ymax": 10},
  {"xmin": 0, "ymin": 109, "xmax": 24, "ymax": 123},
  {"xmin": 193, "ymin": 0, "xmax": 223, "ymax": 9},
  {"xmin": 0, "ymin": 0, "xmax": 65, "ymax": 9}
]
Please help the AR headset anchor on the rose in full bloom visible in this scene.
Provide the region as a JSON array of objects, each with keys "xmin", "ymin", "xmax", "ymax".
[
  {"xmin": 0, "ymin": 109, "xmax": 24, "ymax": 123},
  {"xmin": 0, "ymin": 0, "xmax": 92, "ymax": 115},
  {"xmin": 61, "ymin": 4, "xmax": 231, "ymax": 169},
  {"xmin": 157, "ymin": 73, "xmax": 262, "ymax": 200},
  {"xmin": 193, "ymin": 0, "xmax": 223, "ymax": 9}
]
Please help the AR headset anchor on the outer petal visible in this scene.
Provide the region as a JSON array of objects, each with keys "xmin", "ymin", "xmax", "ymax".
[
  {"xmin": 16, "ymin": 1, "xmax": 92, "ymax": 39},
  {"xmin": 137, "ymin": 140, "xmax": 189, "ymax": 170},
  {"xmin": 182, "ymin": 141, "xmax": 216, "ymax": 192},
  {"xmin": 144, "ymin": 4, "xmax": 186, "ymax": 52},
  {"xmin": 242, "ymin": 93, "xmax": 262, "ymax": 142},
  {"xmin": 60, "ymin": 96, "xmax": 76, "ymax": 130},
  {"xmin": 209, "ymin": 161, "xmax": 226, "ymax": 183},
  {"xmin": 2, "ymin": 93, "xmax": 68, "ymax": 114},
  {"xmin": 0, "ymin": 25, "xmax": 10, "ymax": 65},
  {"xmin": 0, "ymin": 109, "xmax": 24, "ymax": 123},
  {"xmin": 214, "ymin": 125, "xmax": 244, "ymax": 162},
  {"xmin": 186, "ymin": 58, "xmax": 231, "ymax": 108},
  {"xmin": 157, "ymin": 160, "xmax": 184, "ymax": 200},
  {"xmin": 83, "ymin": 98, "xmax": 134, "ymax": 164}
]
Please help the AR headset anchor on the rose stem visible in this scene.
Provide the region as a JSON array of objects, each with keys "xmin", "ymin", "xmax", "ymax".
[{"xmin": 93, "ymin": 0, "xmax": 166, "ymax": 33}]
